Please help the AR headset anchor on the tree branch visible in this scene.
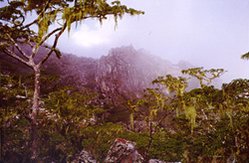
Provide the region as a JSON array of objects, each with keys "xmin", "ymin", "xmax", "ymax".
[
  {"xmin": 3, "ymin": 48, "xmax": 31, "ymax": 68},
  {"xmin": 40, "ymin": 27, "xmax": 62, "ymax": 46},
  {"xmin": 31, "ymin": 27, "xmax": 62, "ymax": 58},
  {"xmin": 39, "ymin": 22, "xmax": 67, "ymax": 65},
  {"xmin": 6, "ymin": 34, "xmax": 30, "ymax": 60},
  {"xmin": 20, "ymin": 0, "xmax": 52, "ymax": 30},
  {"xmin": 20, "ymin": 19, "xmax": 38, "ymax": 30}
]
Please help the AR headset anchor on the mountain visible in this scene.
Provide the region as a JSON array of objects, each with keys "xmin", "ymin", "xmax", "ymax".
[
  {"xmin": 95, "ymin": 46, "xmax": 181, "ymax": 97},
  {"xmin": 0, "ymin": 45, "xmax": 197, "ymax": 97},
  {"xmin": 0, "ymin": 45, "xmax": 203, "ymax": 123}
]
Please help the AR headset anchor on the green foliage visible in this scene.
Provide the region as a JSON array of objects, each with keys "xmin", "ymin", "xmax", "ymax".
[
  {"xmin": 0, "ymin": 73, "xmax": 32, "ymax": 161},
  {"xmin": 45, "ymin": 87, "xmax": 101, "ymax": 120},
  {"xmin": 61, "ymin": 0, "xmax": 144, "ymax": 32},
  {"xmin": 1, "ymin": 63, "xmax": 249, "ymax": 162},
  {"xmin": 153, "ymin": 75, "xmax": 187, "ymax": 97},
  {"xmin": 153, "ymin": 75, "xmax": 187, "ymax": 117},
  {"xmin": 185, "ymin": 105, "xmax": 196, "ymax": 133},
  {"xmin": 125, "ymin": 69, "xmax": 249, "ymax": 162},
  {"xmin": 81, "ymin": 122, "xmax": 124, "ymax": 161},
  {"xmin": 182, "ymin": 67, "xmax": 224, "ymax": 88},
  {"xmin": 1, "ymin": 0, "xmax": 144, "ymax": 47},
  {"xmin": 147, "ymin": 130, "xmax": 184, "ymax": 161},
  {"xmin": 241, "ymin": 51, "xmax": 249, "ymax": 60}
]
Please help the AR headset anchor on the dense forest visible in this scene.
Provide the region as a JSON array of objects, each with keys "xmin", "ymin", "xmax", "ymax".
[{"xmin": 0, "ymin": 0, "xmax": 249, "ymax": 163}]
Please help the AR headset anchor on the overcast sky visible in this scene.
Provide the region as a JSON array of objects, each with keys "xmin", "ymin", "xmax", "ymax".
[{"xmin": 46, "ymin": 1, "xmax": 249, "ymax": 82}]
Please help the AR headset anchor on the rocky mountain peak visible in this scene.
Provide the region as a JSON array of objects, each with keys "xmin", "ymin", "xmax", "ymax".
[
  {"xmin": 0, "ymin": 45, "xmax": 203, "ymax": 98},
  {"xmin": 95, "ymin": 46, "xmax": 181, "ymax": 98}
]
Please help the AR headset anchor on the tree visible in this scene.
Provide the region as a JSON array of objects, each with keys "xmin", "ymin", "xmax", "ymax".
[
  {"xmin": 0, "ymin": 0, "xmax": 143, "ymax": 160},
  {"xmin": 153, "ymin": 74, "xmax": 187, "ymax": 117},
  {"xmin": 182, "ymin": 67, "xmax": 224, "ymax": 88},
  {"xmin": 221, "ymin": 79, "xmax": 249, "ymax": 162}
]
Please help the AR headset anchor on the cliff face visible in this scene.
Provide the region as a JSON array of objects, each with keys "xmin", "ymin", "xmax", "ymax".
[
  {"xmin": 95, "ymin": 46, "xmax": 181, "ymax": 98},
  {"xmin": 0, "ymin": 45, "xmax": 195, "ymax": 97}
]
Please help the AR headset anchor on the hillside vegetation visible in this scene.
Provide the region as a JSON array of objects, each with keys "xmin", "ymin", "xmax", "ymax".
[{"xmin": 1, "ymin": 46, "xmax": 248, "ymax": 162}]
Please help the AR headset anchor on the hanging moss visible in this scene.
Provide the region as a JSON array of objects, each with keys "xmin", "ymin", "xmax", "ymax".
[{"xmin": 185, "ymin": 105, "xmax": 197, "ymax": 134}]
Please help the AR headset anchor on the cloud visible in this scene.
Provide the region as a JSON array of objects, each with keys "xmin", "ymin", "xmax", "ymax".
[
  {"xmin": 70, "ymin": 21, "xmax": 114, "ymax": 48},
  {"xmin": 55, "ymin": 0, "xmax": 249, "ymax": 82}
]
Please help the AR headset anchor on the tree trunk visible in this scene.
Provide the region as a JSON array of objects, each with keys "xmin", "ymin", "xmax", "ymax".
[
  {"xmin": 30, "ymin": 66, "xmax": 41, "ymax": 161},
  {"xmin": 147, "ymin": 121, "xmax": 153, "ymax": 151}
]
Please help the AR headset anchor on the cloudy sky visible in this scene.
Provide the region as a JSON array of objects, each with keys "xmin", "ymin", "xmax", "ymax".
[{"xmin": 54, "ymin": 0, "xmax": 249, "ymax": 82}]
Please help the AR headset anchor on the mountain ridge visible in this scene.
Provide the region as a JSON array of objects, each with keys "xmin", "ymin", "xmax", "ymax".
[{"xmin": 0, "ymin": 45, "xmax": 197, "ymax": 96}]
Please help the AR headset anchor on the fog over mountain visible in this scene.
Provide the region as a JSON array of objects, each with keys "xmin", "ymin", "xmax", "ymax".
[
  {"xmin": 51, "ymin": 0, "xmax": 249, "ymax": 83},
  {"xmin": 1, "ymin": 45, "xmax": 206, "ymax": 97}
]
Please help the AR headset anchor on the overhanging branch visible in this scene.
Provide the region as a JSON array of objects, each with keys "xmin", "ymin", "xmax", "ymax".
[
  {"xmin": 39, "ymin": 22, "xmax": 67, "ymax": 65},
  {"xmin": 39, "ymin": 27, "xmax": 62, "ymax": 46},
  {"xmin": 20, "ymin": 0, "xmax": 52, "ymax": 30},
  {"xmin": 31, "ymin": 27, "xmax": 62, "ymax": 58}
]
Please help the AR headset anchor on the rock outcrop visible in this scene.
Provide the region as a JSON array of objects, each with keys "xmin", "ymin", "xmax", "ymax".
[
  {"xmin": 148, "ymin": 159, "xmax": 166, "ymax": 163},
  {"xmin": 71, "ymin": 150, "xmax": 96, "ymax": 163},
  {"xmin": 72, "ymin": 138, "xmax": 182, "ymax": 163},
  {"xmin": 104, "ymin": 138, "xmax": 144, "ymax": 163}
]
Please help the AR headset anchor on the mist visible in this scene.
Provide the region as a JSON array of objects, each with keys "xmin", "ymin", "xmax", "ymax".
[{"xmin": 51, "ymin": 0, "xmax": 249, "ymax": 83}]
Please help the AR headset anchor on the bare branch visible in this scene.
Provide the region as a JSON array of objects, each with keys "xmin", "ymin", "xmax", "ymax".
[
  {"xmin": 6, "ymin": 34, "xmax": 30, "ymax": 59},
  {"xmin": 40, "ymin": 27, "xmax": 62, "ymax": 46},
  {"xmin": 20, "ymin": 19, "xmax": 38, "ymax": 30},
  {"xmin": 31, "ymin": 27, "xmax": 62, "ymax": 58},
  {"xmin": 3, "ymin": 48, "xmax": 31, "ymax": 68},
  {"xmin": 39, "ymin": 22, "xmax": 67, "ymax": 65}
]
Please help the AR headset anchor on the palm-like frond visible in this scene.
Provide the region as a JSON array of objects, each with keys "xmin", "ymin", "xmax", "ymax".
[{"xmin": 241, "ymin": 52, "xmax": 249, "ymax": 60}]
